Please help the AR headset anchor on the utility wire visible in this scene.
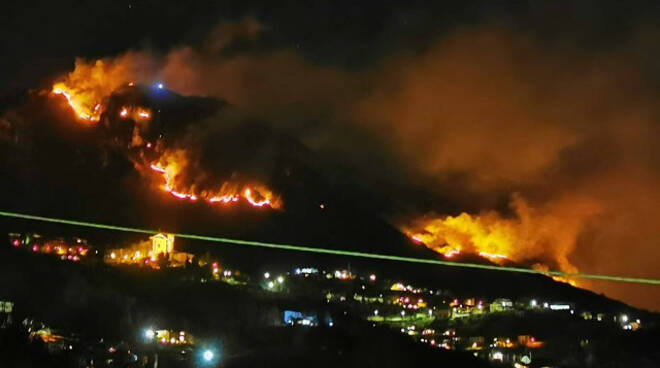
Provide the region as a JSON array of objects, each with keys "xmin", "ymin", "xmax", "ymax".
[{"xmin": 1, "ymin": 210, "xmax": 659, "ymax": 285}]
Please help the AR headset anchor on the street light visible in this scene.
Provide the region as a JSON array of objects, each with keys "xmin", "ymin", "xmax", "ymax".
[
  {"xmin": 144, "ymin": 329, "xmax": 155, "ymax": 340},
  {"xmin": 198, "ymin": 347, "xmax": 219, "ymax": 366}
]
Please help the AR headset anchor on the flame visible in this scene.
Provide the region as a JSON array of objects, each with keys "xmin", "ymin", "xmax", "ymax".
[
  {"xmin": 478, "ymin": 251, "xmax": 508, "ymax": 261},
  {"xmin": 405, "ymin": 195, "xmax": 600, "ymax": 286},
  {"xmin": 118, "ymin": 106, "xmax": 152, "ymax": 121},
  {"xmin": 407, "ymin": 212, "xmax": 513, "ymax": 261},
  {"xmin": 532, "ymin": 264, "xmax": 578, "ymax": 286},
  {"xmin": 50, "ymin": 56, "xmax": 152, "ymax": 123},
  {"xmin": 52, "ymin": 85, "xmax": 100, "ymax": 122},
  {"xmin": 138, "ymin": 109, "xmax": 151, "ymax": 119},
  {"xmin": 148, "ymin": 150, "xmax": 281, "ymax": 209},
  {"xmin": 50, "ymin": 57, "xmax": 281, "ymax": 211}
]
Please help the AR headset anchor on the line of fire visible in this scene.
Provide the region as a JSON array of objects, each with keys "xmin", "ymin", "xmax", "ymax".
[{"xmin": 50, "ymin": 79, "xmax": 281, "ymax": 210}]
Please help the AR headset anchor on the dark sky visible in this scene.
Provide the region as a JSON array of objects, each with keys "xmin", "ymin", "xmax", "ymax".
[
  {"xmin": 3, "ymin": 0, "xmax": 659, "ymax": 93},
  {"xmin": 2, "ymin": 1, "xmax": 660, "ymax": 311}
]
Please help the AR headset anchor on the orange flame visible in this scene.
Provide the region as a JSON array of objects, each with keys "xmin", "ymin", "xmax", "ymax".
[
  {"xmin": 50, "ymin": 56, "xmax": 152, "ymax": 123},
  {"xmin": 50, "ymin": 57, "xmax": 281, "ymax": 211},
  {"xmin": 118, "ymin": 106, "xmax": 151, "ymax": 121},
  {"xmin": 148, "ymin": 150, "xmax": 281, "ymax": 209},
  {"xmin": 52, "ymin": 85, "xmax": 100, "ymax": 122},
  {"xmin": 405, "ymin": 195, "xmax": 600, "ymax": 286}
]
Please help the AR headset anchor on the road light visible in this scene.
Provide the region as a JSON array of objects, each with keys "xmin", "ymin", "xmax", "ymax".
[
  {"xmin": 144, "ymin": 328, "xmax": 155, "ymax": 340},
  {"xmin": 198, "ymin": 347, "xmax": 219, "ymax": 366},
  {"xmin": 264, "ymin": 272, "xmax": 270, "ymax": 279},
  {"xmin": 277, "ymin": 276, "xmax": 284, "ymax": 284}
]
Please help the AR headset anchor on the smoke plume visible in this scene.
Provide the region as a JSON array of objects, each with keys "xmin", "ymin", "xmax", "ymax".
[{"xmin": 45, "ymin": 19, "xmax": 660, "ymax": 310}]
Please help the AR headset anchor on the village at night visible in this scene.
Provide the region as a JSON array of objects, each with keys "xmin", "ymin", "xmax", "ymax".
[{"xmin": 1, "ymin": 1, "xmax": 660, "ymax": 367}]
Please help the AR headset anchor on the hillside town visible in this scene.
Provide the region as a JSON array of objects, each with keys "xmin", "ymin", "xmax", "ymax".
[{"xmin": 3, "ymin": 231, "xmax": 651, "ymax": 368}]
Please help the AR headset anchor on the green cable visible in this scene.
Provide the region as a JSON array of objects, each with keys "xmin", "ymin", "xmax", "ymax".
[{"xmin": 1, "ymin": 210, "xmax": 659, "ymax": 285}]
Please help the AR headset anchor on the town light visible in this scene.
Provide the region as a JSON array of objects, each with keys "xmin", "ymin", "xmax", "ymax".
[
  {"xmin": 267, "ymin": 281, "xmax": 274, "ymax": 289},
  {"xmin": 277, "ymin": 276, "xmax": 284, "ymax": 284},
  {"xmin": 369, "ymin": 274, "xmax": 376, "ymax": 281},
  {"xmin": 203, "ymin": 350, "xmax": 214, "ymax": 361},
  {"xmin": 264, "ymin": 272, "xmax": 270, "ymax": 279},
  {"xmin": 374, "ymin": 310, "xmax": 379, "ymax": 316},
  {"xmin": 144, "ymin": 329, "xmax": 155, "ymax": 340},
  {"xmin": 620, "ymin": 314, "xmax": 629, "ymax": 323}
]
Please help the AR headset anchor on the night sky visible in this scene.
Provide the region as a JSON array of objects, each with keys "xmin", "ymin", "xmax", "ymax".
[{"xmin": 2, "ymin": 1, "xmax": 660, "ymax": 310}]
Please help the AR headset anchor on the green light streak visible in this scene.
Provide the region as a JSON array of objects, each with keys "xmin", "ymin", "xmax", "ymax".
[{"xmin": 1, "ymin": 210, "xmax": 659, "ymax": 285}]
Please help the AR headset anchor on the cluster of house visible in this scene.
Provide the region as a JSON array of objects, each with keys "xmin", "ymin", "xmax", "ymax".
[{"xmin": 9, "ymin": 233, "xmax": 94, "ymax": 263}]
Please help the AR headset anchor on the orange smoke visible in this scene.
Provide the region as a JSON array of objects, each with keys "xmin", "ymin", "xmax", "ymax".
[
  {"xmin": 50, "ymin": 53, "xmax": 155, "ymax": 123},
  {"xmin": 405, "ymin": 194, "xmax": 600, "ymax": 284},
  {"xmin": 149, "ymin": 149, "xmax": 281, "ymax": 209}
]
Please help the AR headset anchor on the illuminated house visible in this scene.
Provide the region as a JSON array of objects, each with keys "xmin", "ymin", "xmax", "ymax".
[
  {"xmin": 283, "ymin": 310, "xmax": 319, "ymax": 326},
  {"xmin": 8, "ymin": 233, "xmax": 91, "ymax": 263},
  {"xmin": 1, "ymin": 300, "xmax": 13, "ymax": 327},
  {"xmin": 490, "ymin": 298, "xmax": 514, "ymax": 313},
  {"xmin": 151, "ymin": 233, "xmax": 174, "ymax": 258}
]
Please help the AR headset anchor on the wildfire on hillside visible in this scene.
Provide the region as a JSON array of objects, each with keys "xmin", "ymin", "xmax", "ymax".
[
  {"xmin": 49, "ymin": 57, "xmax": 147, "ymax": 123},
  {"xmin": 147, "ymin": 149, "xmax": 281, "ymax": 209},
  {"xmin": 405, "ymin": 195, "xmax": 600, "ymax": 286},
  {"xmin": 49, "ymin": 57, "xmax": 282, "ymax": 210}
]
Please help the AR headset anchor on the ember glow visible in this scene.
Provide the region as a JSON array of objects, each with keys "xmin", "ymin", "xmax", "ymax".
[
  {"xmin": 148, "ymin": 150, "xmax": 281, "ymax": 209},
  {"xmin": 118, "ymin": 106, "xmax": 151, "ymax": 121}
]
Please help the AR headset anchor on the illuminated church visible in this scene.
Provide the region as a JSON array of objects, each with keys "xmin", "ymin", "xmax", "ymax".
[{"xmin": 150, "ymin": 233, "xmax": 175, "ymax": 258}]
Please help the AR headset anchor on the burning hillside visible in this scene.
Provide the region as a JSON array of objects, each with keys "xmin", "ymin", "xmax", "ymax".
[
  {"xmin": 147, "ymin": 149, "xmax": 280, "ymax": 208},
  {"xmin": 49, "ymin": 58, "xmax": 281, "ymax": 210},
  {"xmin": 405, "ymin": 195, "xmax": 601, "ymax": 285},
  {"xmin": 49, "ymin": 54, "xmax": 156, "ymax": 123}
]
